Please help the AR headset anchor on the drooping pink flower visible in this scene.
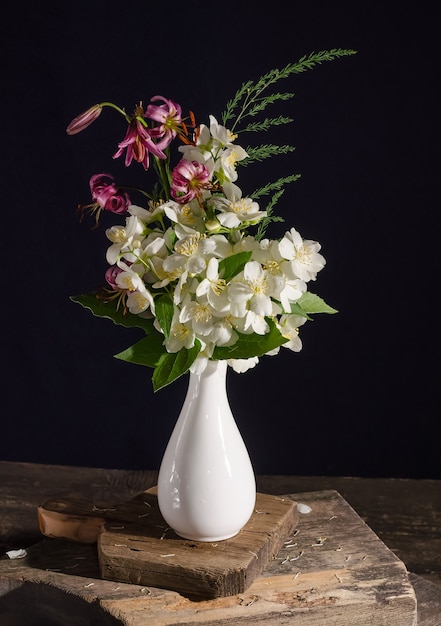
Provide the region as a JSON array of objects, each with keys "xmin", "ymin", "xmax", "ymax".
[
  {"xmin": 66, "ymin": 104, "xmax": 102, "ymax": 135},
  {"xmin": 170, "ymin": 159, "xmax": 211, "ymax": 204},
  {"xmin": 105, "ymin": 265, "xmax": 124, "ymax": 290},
  {"xmin": 113, "ymin": 104, "xmax": 167, "ymax": 170},
  {"xmin": 90, "ymin": 173, "xmax": 130, "ymax": 215},
  {"xmin": 145, "ymin": 96, "xmax": 184, "ymax": 149}
]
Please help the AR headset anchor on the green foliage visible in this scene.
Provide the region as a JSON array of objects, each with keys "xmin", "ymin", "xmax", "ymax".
[
  {"xmin": 241, "ymin": 144, "xmax": 296, "ymax": 166},
  {"xmin": 212, "ymin": 318, "xmax": 288, "ymax": 360},
  {"xmin": 297, "ymin": 292, "xmax": 338, "ymax": 314},
  {"xmin": 221, "ymin": 49, "xmax": 356, "ymax": 239},
  {"xmin": 155, "ymin": 294, "xmax": 174, "ymax": 339},
  {"xmin": 70, "ymin": 293, "xmax": 154, "ymax": 333},
  {"xmin": 255, "ymin": 189, "xmax": 286, "ymax": 241},
  {"xmin": 241, "ymin": 116, "xmax": 294, "ymax": 133},
  {"xmin": 218, "ymin": 251, "xmax": 252, "ymax": 282},
  {"xmin": 115, "ymin": 337, "xmax": 202, "ymax": 391},
  {"xmin": 222, "ymin": 49, "xmax": 357, "ymax": 132},
  {"xmin": 289, "ymin": 292, "xmax": 338, "ymax": 319},
  {"xmin": 151, "ymin": 343, "xmax": 201, "ymax": 391},
  {"xmin": 252, "ymin": 174, "xmax": 302, "ymax": 199},
  {"xmin": 251, "ymin": 173, "xmax": 301, "ymax": 239},
  {"xmin": 114, "ymin": 333, "xmax": 165, "ymax": 368}
]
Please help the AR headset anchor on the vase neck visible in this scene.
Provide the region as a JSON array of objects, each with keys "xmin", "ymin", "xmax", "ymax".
[{"xmin": 188, "ymin": 360, "xmax": 227, "ymax": 395}]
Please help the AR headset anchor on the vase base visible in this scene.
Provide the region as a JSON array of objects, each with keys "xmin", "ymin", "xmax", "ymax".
[{"xmin": 173, "ymin": 530, "xmax": 240, "ymax": 542}]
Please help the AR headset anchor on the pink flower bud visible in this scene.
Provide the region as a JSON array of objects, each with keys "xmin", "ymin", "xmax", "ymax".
[
  {"xmin": 66, "ymin": 104, "xmax": 102, "ymax": 135},
  {"xmin": 105, "ymin": 265, "xmax": 123, "ymax": 289}
]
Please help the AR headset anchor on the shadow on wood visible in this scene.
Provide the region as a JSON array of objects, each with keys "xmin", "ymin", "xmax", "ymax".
[{"xmin": 0, "ymin": 580, "xmax": 123, "ymax": 626}]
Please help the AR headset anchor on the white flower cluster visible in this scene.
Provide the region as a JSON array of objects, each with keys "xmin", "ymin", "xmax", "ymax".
[{"xmin": 104, "ymin": 117, "xmax": 326, "ymax": 374}]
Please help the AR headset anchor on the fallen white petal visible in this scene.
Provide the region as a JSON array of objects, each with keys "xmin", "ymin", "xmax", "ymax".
[
  {"xmin": 297, "ymin": 503, "xmax": 312, "ymax": 514},
  {"xmin": 6, "ymin": 548, "xmax": 27, "ymax": 559}
]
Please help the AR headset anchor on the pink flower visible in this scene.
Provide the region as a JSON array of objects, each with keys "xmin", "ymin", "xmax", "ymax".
[
  {"xmin": 171, "ymin": 159, "xmax": 211, "ymax": 203},
  {"xmin": 146, "ymin": 96, "xmax": 184, "ymax": 149},
  {"xmin": 113, "ymin": 104, "xmax": 167, "ymax": 170},
  {"xmin": 66, "ymin": 104, "xmax": 102, "ymax": 135},
  {"xmin": 90, "ymin": 173, "xmax": 130, "ymax": 215},
  {"xmin": 105, "ymin": 265, "xmax": 124, "ymax": 289}
]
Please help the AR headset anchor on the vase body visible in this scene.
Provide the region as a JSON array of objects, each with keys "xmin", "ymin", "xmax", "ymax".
[{"xmin": 157, "ymin": 359, "xmax": 256, "ymax": 541}]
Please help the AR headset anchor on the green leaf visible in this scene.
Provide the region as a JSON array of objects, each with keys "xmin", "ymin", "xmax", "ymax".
[
  {"xmin": 212, "ymin": 318, "xmax": 288, "ymax": 360},
  {"xmin": 114, "ymin": 332, "xmax": 166, "ymax": 368},
  {"xmin": 70, "ymin": 293, "xmax": 155, "ymax": 332},
  {"xmin": 155, "ymin": 294, "xmax": 174, "ymax": 339},
  {"xmin": 297, "ymin": 292, "xmax": 338, "ymax": 314},
  {"xmin": 152, "ymin": 343, "xmax": 201, "ymax": 391},
  {"xmin": 288, "ymin": 302, "xmax": 313, "ymax": 320},
  {"xmin": 218, "ymin": 251, "xmax": 252, "ymax": 281}
]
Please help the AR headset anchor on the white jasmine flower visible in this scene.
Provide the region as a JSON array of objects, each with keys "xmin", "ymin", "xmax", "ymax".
[
  {"xmin": 213, "ymin": 183, "xmax": 266, "ymax": 228},
  {"xmin": 179, "ymin": 297, "xmax": 217, "ymax": 336},
  {"xmin": 125, "ymin": 288, "xmax": 155, "ymax": 315},
  {"xmin": 115, "ymin": 262, "xmax": 155, "ymax": 315},
  {"xmin": 277, "ymin": 314, "xmax": 307, "ymax": 351},
  {"xmin": 208, "ymin": 115, "xmax": 238, "ymax": 148},
  {"xmin": 228, "ymin": 261, "xmax": 273, "ymax": 318},
  {"xmin": 278, "ymin": 227, "xmax": 326, "ymax": 282},
  {"xmin": 242, "ymin": 310, "xmax": 270, "ymax": 335},
  {"xmin": 196, "ymin": 257, "xmax": 230, "ymax": 312},
  {"xmin": 128, "ymin": 203, "xmax": 164, "ymax": 225},
  {"xmin": 215, "ymin": 145, "xmax": 248, "ymax": 182},
  {"xmin": 227, "ymin": 357, "xmax": 259, "ymax": 373},
  {"xmin": 163, "ymin": 200, "xmax": 205, "ymax": 231},
  {"xmin": 166, "ymin": 309, "xmax": 196, "ymax": 353},
  {"xmin": 106, "ymin": 214, "xmax": 146, "ymax": 265},
  {"xmin": 208, "ymin": 318, "xmax": 239, "ymax": 346}
]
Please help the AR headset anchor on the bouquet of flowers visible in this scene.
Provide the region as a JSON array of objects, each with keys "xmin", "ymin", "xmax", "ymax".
[{"xmin": 67, "ymin": 49, "xmax": 355, "ymax": 391}]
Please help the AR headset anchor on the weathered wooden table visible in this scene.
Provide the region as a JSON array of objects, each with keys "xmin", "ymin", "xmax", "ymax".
[{"xmin": 1, "ymin": 462, "xmax": 440, "ymax": 624}]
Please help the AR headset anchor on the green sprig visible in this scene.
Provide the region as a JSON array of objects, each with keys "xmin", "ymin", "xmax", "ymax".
[
  {"xmin": 222, "ymin": 49, "xmax": 357, "ymax": 132},
  {"xmin": 241, "ymin": 144, "xmax": 296, "ymax": 166},
  {"xmin": 251, "ymin": 174, "xmax": 302, "ymax": 199}
]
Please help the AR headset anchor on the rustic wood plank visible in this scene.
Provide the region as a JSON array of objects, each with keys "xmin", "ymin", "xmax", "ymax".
[
  {"xmin": 1, "ymin": 462, "xmax": 440, "ymax": 588},
  {"xmin": 0, "ymin": 461, "xmax": 158, "ymax": 548},
  {"xmin": 98, "ymin": 492, "xmax": 298, "ymax": 597},
  {"xmin": 409, "ymin": 573, "xmax": 441, "ymax": 626},
  {"xmin": 0, "ymin": 490, "xmax": 418, "ymax": 625},
  {"xmin": 37, "ymin": 491, "xmax": 299, "ymax": 598},
  {"xmin": 257, "ymin": 475, "xmax": 441, "ymax": 585}
]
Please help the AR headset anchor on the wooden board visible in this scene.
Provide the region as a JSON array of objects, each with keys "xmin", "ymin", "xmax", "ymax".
[
  {"xmin": 98, "ymin": 492, "xmax": 298, "ymax": 597},
  {"xmin": 38, "ymin": 491, "xmax": 299, "ymax": 598},
  {"xmin": 0, "ymin": 490, "xmax": 417, "ymax": 625}
]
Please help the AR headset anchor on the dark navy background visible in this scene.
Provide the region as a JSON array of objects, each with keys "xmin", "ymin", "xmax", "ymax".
[{"xmin": 2, "ymin": 2, "xmax": 438, "ymax": 478}]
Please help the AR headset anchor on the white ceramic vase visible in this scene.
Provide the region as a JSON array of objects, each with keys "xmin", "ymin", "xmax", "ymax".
[{"xmin": 157, "ymin": 359, "xmax": 256, "ymax": 541}]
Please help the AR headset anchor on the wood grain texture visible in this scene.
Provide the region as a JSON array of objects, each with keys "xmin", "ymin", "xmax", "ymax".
[
  {"xmin": 98, "ymin": 492, "xmax": 298, "ymax": 597},
  {"xmin": 0, "ymin": 490, "xmax": 417, "ymax": 625},
  {"xmin": 1, "ymin": 462, "xmax": 440, "ymax": 623}
]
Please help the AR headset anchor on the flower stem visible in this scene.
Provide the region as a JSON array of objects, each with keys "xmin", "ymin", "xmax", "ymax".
[{"xmin": 99, "ymin": 101, "xmax": 131, "ymax": 123}]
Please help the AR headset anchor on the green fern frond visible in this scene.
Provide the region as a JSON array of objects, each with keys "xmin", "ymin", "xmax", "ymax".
[
  {"xmin": 222, "ymin": 49, "xmax": 356, "ymax": 132},
  {"xmin": 241, "ymin": 144, "xmax": 296, "ymax": 166},
  {"xmin": 222, "ymin": 80, "xmax": 253, "ymax": 125},
  {"xmin": 246, "ymin": 91, "xmax": 294, "ymax": 117},
  {"xmin": 219, "ymin": 48, "xmax": 355, "ymax": 237},
  {"xmin": 251, "ymin": 174, "xmax": 302, "ymax": 199},
  {"xmin": 241, "ymin": 116, "xmax": 294, "ymax": 133},
  {"xmin": 256, "ymin": 189, "xmax": 286, "ymax": 241}
]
